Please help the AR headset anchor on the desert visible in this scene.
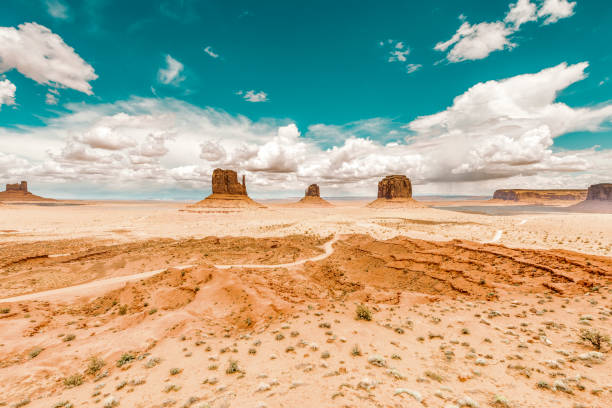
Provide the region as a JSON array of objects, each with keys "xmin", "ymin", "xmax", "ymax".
[
  {"xmin": 2, "ymin": 1, "xmax": 612, "ymax": 407},
  {"xmin": 0, "ymin": 190, "xmax": 611, "ymax": 408}
]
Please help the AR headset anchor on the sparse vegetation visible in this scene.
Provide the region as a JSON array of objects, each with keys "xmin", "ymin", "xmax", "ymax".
[
  {"xmin": 86, "ymin": 356, "xmax": 105, "ymax": 375},
  {"xmin": 63, "ymin": 373, "xmax": 84, "ymax": 388},
  {"xmin": 580, "ymin": 328, "xmax": 609, "ymax": 350},
  {"xmin": 116, "ymin": 353, "xmax": 135, "ymax": 367},
  {"xmin": 29, "ymin": 347, "xmax": 43, "ymax": 359},
  {"xmin": 355, "ymin": 304, "xmax": 372, "ymax": 321},
  {"xmin": 118, "ymin": 304, "xmax": 128, "ymax": 315},
  {"xmin": 226, "ymin": 359, "xmax": 239, "ymax": 374},
  {"xmin": 351, "ymin": 344, "xmax": 362, "ymax": 356},
  {"xmin": 63, "ymin": 333, "xmax": 76, "ymax": 342}
]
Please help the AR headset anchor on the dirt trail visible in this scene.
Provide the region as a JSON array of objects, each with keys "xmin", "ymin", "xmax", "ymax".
[
  {"xmin": 0, "ymin": 237, "xmax": 338, "ymax": 303},
  {"xmin": 215, "ymin": 235, "xmax": 338, "ymax": 269}
]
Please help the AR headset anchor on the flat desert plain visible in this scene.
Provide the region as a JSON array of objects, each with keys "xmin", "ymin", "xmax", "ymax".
[{"xmin": 0, "ymin": 200, "xmax": 611, "ymax": 408}]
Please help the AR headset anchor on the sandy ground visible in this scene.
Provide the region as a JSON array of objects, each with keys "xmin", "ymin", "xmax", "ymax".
[
  {"xmin": 0, "ymin": 200, "xmax": 610, "ymax": 256},
  {"xmin": 0, "ymin": 200, "xmax": 610, "ymax": 408}
]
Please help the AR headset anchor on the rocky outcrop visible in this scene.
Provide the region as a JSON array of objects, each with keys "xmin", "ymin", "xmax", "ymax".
[
  {"xmin": 305, "ymin": 184, "xmax": 320, "ymax": 197},
  {"xmin": 492, "ymin": 189, "xmax": 587, "ymax": 202},
  {"xmin": 189, "ymin": 169, "xmax": 265, "ymax": 210},
  {"xmin": 0, "ymin": 180, "xmax": 53, "ymax": 202},
  {"xmin": 570, "ymin": 183, "xmax": 612, "ymax": 214},
  {"xmin": 294, "ymin": 184, "xmax": 333, "ymax": 207},
  {"xmin": 368, "ymin": 175, "xmax": 424, "ymax": 208},
  {"xmin": 6, "ymin": 181, "xmax": 27, "ymax": 192},
  {"xmin": 212, "ymin": 169, "xmax": 247, "ymax": 195},
  {"xmin": 377, "ymin": 175, "xmax": 412, "ymax": 199},
  {"xmin": 586, "ymin": 183, "xmax": 612, "ymax": 201}
]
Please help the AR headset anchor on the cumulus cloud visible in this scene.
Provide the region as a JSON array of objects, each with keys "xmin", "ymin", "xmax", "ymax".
[
  {"xmin": 0, "ymin": 22, "xmax": 97, "ymax": 94},
  {"xmin": 0, "ymin": 63, "xmax": 611, "ymax": 197},
  {"xmin": 538, "ymin": 0, "xmax": 576, "ymax": 24},
  {"xmin": 437, "ymin": 0, "xmax": 576, "ymax": 62},
  {"xmin": 158, "ymin": 54, "xmax": 184, "ymax": 85},
  {"xmin": 238, "ymin": 90, "xmax": 268, "ymax": 102},
  {"xmin": 505, "ymin": 0, "xmax": 537, "ymax": 29},
  {"xmin": 0, "ymin": 79, "xmax": 16, "ymax": 107},
  {"xmin": 434, "ymin": 21, "xmax": 514, "ymax": 62}
]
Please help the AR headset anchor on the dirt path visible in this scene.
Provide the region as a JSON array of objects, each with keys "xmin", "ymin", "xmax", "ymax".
[
  {"xmin": 214, "ymin": 235, "xmax": 339, "ymax": 269},
  {"xmin": 0, "ymin": 236, "xmax": 338, "ymax": 303}
]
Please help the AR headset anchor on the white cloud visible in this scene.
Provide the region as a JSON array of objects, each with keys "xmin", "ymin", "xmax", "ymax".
[
  {"xmin": 45, "ymin": 91, "xmax": 58, "ymax": 105},
  {"xmin": 406, "ymin": 64, "xmax": 422, "ymax": 74},
  {"xmin": 381, "ymin": 39, "xmax": 421, "ymax": 73},
  {"xmin": 434, "ymin": 21, "xmax": 514, "ymax": 62},
  {"xmin": 505, "ymin": 0, "xmax": 537, "ymax": 29},
  {"xmin": 158, "ymin": 54, "xmax": 184, "ymax": 85},
  {"xmin": 538, "ymin": 0, "xmax": 576, "ymax": 24},
  {"xmin": 239, "ymin": 90, "xmax": 268, "ymax": 102},
  {"xmin": 437, "ymin": 0, "xmax": 576, "ymax": 62},
  {"xmin": 0, "ymin": 63, "xmax": 610, "ymax": 197},
  {"xmin": 0, "ymin": 79, "xmax": 16, "ymax": 107},
  {"xmin": 0, "ymin": 23, "xmax": 97, "ymax": 94},
  {"xmin": 203, "ymin": 46, "xmax": 219, "ymax": 58},
  {"xmin": 45, "ymin": 0, "xmax": 70, "ymax": 20}
]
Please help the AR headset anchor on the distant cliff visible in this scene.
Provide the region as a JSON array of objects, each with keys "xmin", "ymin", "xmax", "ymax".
[{"xmin": 492, "ymin": 189, "xmax": 587, "ymax": 202}]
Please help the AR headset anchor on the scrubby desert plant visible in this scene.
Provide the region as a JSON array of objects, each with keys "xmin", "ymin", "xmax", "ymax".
[
  {"xmin": 226, "ymin": 359, "xmax": 239, "ymax": 374},
  {"xmin": 355, "ymin": 304, "xmax": 372, "ymax": 321},
  {"xmin": 580, "ymin": 329, "xmax": 609, "ymax": 350},
  {"xmin": 116, "ymin": 353, "xmax": 135, "ymax": 367},
  {"xmin": 63, "ymin": 374, "xmax": 84, "ymax": 388},
  {"xmin": 86, "ymin": 356, "xmax": 105, "ymax": 375}
]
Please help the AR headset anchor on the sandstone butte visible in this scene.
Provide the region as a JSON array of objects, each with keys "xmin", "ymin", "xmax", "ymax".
[
  {"xmin": 0, "ymin": 181, "xmax": 54, "ymax": 202},
  {"xmin": 189, "ymin": 169, "xmax": 265, "ymax": 209},
  {"xmin": 294, "ymin": 184, "xmax": 333, "ymax": 207},
  {"xmin": 570, "ymin": 183, "xmax": 612, "ymax": 213},
  {"xmin": 367, "ymin": 175, "xmax": 426, "ymax": 208},
  {"xmin": 492, "ymin": 188, "xmax": 587, "ymax": 203}
]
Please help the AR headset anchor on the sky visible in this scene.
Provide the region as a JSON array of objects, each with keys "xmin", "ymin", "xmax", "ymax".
[{"xmin": 0, "ymin": 0, "xmax": 611, "ymax": 200}]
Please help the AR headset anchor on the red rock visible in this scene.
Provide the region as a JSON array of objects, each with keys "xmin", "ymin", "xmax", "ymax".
[
  {"xmin": 377, "ymin": 175, "xmax": 412, "ymax": 199},
  {"xmin": 305, "ymin": 184, "xmax": 320, "ymax": 197},
  {"xmin": 189, "ymin": 169, "xmax": 265, "ymax": 210},
  {"xmin": 492, "ymin": 189, "xmax": 587, "ymax": 202},
  {"xmin": 586, "ymin": 183, "xmax": 612, "ymax": 201},
  {"xmin": 211, "ymin": 169, "xmax": 247, "ymax": 195},
  {"xmin": 0, "ymin": 180, "xmax": 53, "ymax": 202},
  {"xmin": 294, "ymin": 184, "xmax": 332, "ymax": 207},
  {"xmin": 368, "ymin": 175, "xmax": 424, "ymax": 208}
]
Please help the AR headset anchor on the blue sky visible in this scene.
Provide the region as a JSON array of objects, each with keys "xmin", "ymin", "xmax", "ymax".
[{"xmin": 0, "ymin": 0, "xmax": 611, "ymax": 199}]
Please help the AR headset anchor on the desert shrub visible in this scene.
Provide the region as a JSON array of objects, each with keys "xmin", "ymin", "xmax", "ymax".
[
  {"xmin": 580, "ymin": 329, "xmax": 610, "ymax": 350},
  {"xmin": 355, "ymin": 304, "xmax": 372, "ymax": 321},
  {"xmin": 64, "ymin": 374, "xmax": 84, "ymax": 388},
  {"xmin": 116, "ymin": 353, "xmax": 135, "ymax": 367},
  {"xmin": 86, "ymin": 356, "xmax": 105, "ymax": 375},
  {"xmin": 226, "ymin": 359, "xmax": 239, "ymax": 374}
]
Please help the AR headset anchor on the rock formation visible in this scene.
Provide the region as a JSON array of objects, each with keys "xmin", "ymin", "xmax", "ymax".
[
  {"xmin": 492, "ymin": 189, "xmax": 587, "ymax": 202},
  {"xmin": 0, "ymin": 180, "xmax": 53, "ymax": 202},
  {"xmin": 367, "ymin": 175, "xmax": 425, "ymax": 208},
  {"xmin": 212, "ymin": 169, "xmax": 247, "ymax": 195},
  {"xmin": 294, "ymin": 184, "xmax": 333, "ymax": 207},
  {"xmin": 377, "ymin": 175, "xmax": 412, "ymax": 199},
  {"xmin": 189, "ymin": 169, "xmax": 265, "ymax": 209},
  {"xmin": 586, "ymin": 183, "xmax": 612, "ymax": 201},
  {"xmin": 570, "ymin": 183, "xmax": 612, "ymax": 213},
  {"xmin": 305, "ymin": 184, "xmax": 320, "ymax": 198}
]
